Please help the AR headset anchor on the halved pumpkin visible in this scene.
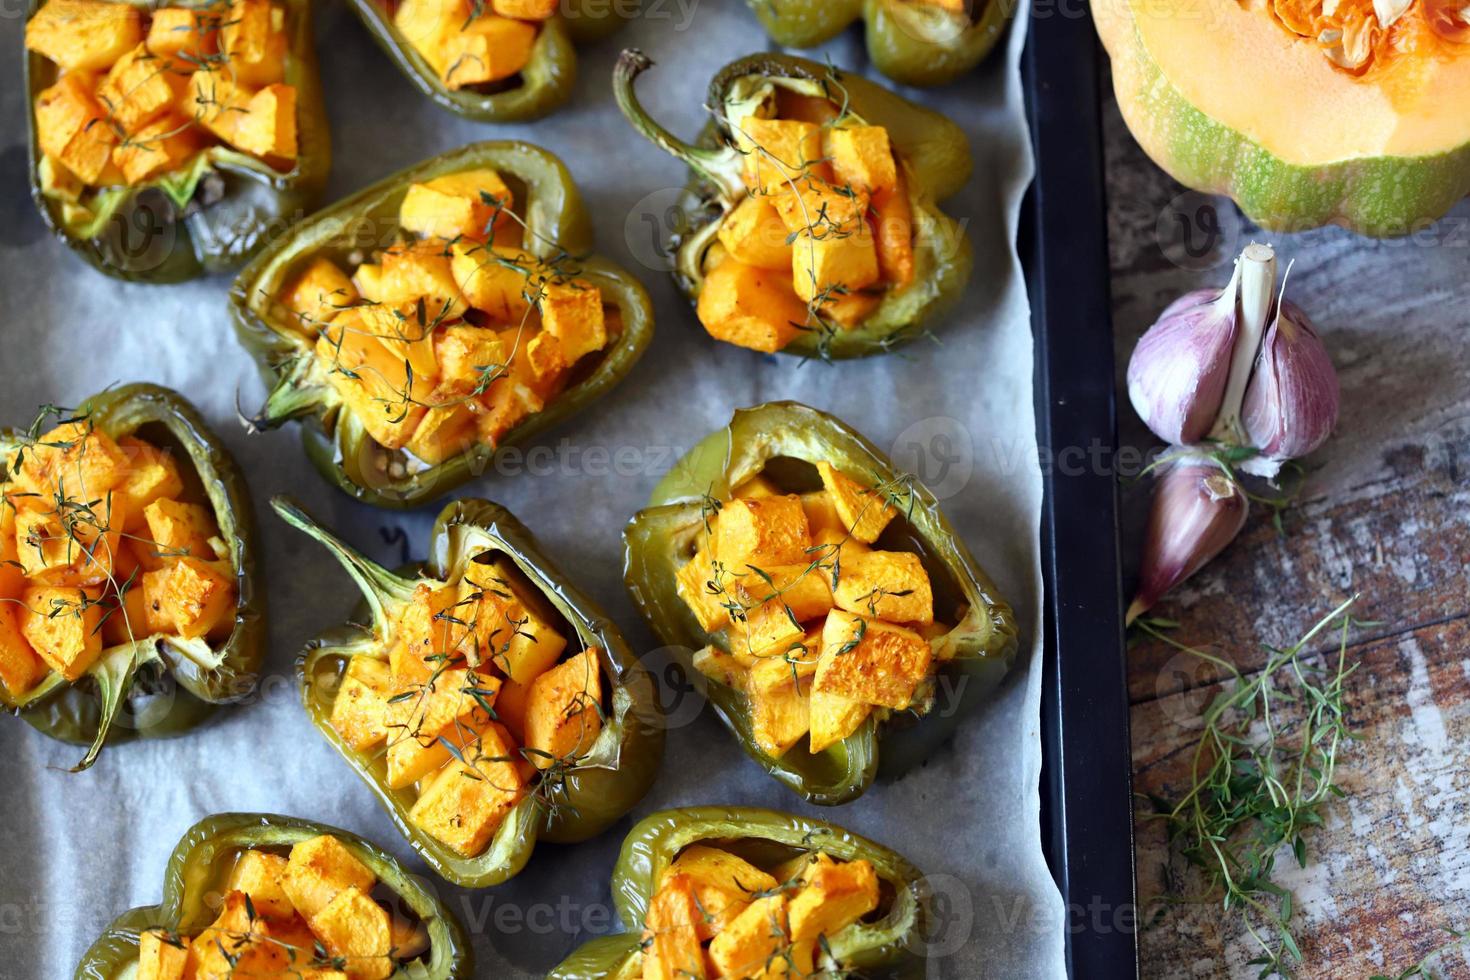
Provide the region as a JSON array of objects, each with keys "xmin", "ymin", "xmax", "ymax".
[{"xmin": 1095, "ymin": 0, "xmax": 1470, "ymax": 236}]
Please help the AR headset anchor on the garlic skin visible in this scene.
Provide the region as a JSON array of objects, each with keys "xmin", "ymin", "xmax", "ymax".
[
  {"xmin": 1127, "ymin": 285, "xmax": 1240, "ymax": 445},
  {"xmin": 1127, "ymin": 458, "xmax": 1250, "ymax": 624},
  {"xmin": 1241, "ymin": 299, "xmax": 1340, "ymax": 475}
]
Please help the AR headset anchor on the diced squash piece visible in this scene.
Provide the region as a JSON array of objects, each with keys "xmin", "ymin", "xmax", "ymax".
[
  {"xmin": 408, "ymin": 722, "xmax": 526, "ymax": 857},
  {"xmin": 434, "ymin": 323, "xmax": 510, "ymax": 394},
  {"xmin": 692, "ymin": 644, "xmax": 748, "ymax": 689},
  {"xmin": 20, "ymin": 585, "xmax": 102, "ymax": 682},
  {"xmin": 406, "ymin": 400, "xmax": 478, "ymax": 465},
  {"xmin": 0, "ymin": 605, "xmax": 48, "ymax": 696},
  {"xmin": 283, "ymin": 257, "xmax": 358, "ymax": 333},
  {"xmin": 450, "ymin": 242, "xmax": 539, "ymax": 323},
  {"xmin": 112, "ymin": 112, "xmax": 203, "ymax": 185},
  {"xmin": 524, "ymin": 648, "xmax": 603, "ymax": 768},
  {"xmin": 34, "ymin": 73, "xmax": 118, "ymax": 186},
  {"xmin": 816, "ymin": 611, "xmax": 931, "ymax": 709},
  {"xmin": 729, "ymin": 568, "xmax": 831, "ymax": 661},
  {"xmin": 787, "ymin": 854, "xmax": 880, "ymax": 943},
  {"xmin": 310, "ymin": 886, "xmax": 395, "ymax": 980},
  {"xmin": 747, "ymin": 653, "xmax": 815, "ymax": 757},
  {"xmin": 26, "ymin": 0, "xmax": 143, "ymax": 72},
  {"xmin": 379, "ymin": 240, "xmax": 467, "ymax": 323},
  {"xmin": 717, "ymin": 195, "xmax": 793, "ymax": 271},
  {"xmin": 493, "ymin": 0, "xmax": 559, "ymax": 17},
  {"xmin": 349, "ymin": 303, "xmax": 440, "ymax": 385},
  {"xmin": 220, "ymin": 0, "xmax": 289, "ymax": 88},
  {"xmin": 713, "ymin": 494, "xmax": 810, "ymax": 570},
  {"xmin": 385, "ymin": 667, "xmax": 498, "ymax": 789},
  {"xmin": 13, "ymin": 499, "xmax": 126, "ymax": 587},
  {"xmin": 138, "ymin": 928, "xmax": 188, "ymax": 980},
  {"xmin": 120, "ymin": 568, "xmax": 175, "ymax": 637},
  {"xmin": 400, "ymin": 169, "xmax": 513, "ymax": 243},
  {"xmin": 394, "ymin": 0, "xmax": 463, "ymax": 63},
  {"xmin": 734, "ymin": 474, "xmax": 780, "ymax": 498},
  {"xmin": 0, "ymin": 498, "xmax": 24, "ymax": 601},
  {"xmin": 791, "ymin": 223, "xmax": 880, "ymax": 304},
  {"xmin": 187, "ymin": 891, "xmax": 295, "ymax": 978},
  {"xmin": 674, "ymin": 547, "xmax": 731, "ymax": 633},
  {"xmin": 146, "ymin": 8, "xmax": 219, "ymax": 59},
  {"xmin": 832, "ymin": 550, "xmax": 933, "ymax": 625},
  {"xmin": 316, "ymin": 313, "xmax": 430, "ymax": 451},
  {"xmin": 640, "ymin": 874, "xmax": 707, "ymax": 980},
  {"xmin": 663, "ymin": 845, "xmax": 778, "ymax": 940},
  {"xmin": 280, "ymin": 834, "xmax": 377, "ymax": 922},
  {"xmin": 874, "ymin": 176, "xmax": 915, "ymax": 287},
  {"xmin": 697, "ymin": 257, "xmax": 809, "ymax": 354},
  {"xmin": 158, "ymin": 556, "xmax": 235, "ymax": 639},
  {"xmin": 183, "ymin": 68, "xmax": 251, "ymax": 143},
  {"xmin": 38, "ymin": 154, "xmax": 83, "ymax": 201},
  {"xmin": 353, "ymin": 263, "xmax": 385, "ymax": 303},
  {"xmin": 816, "ymin": 462, "xmax": 895, "ymax": 543},
  {"xmin": 231, "ymin": 82, "xmax": 298, "ymax": 160},
  {"xmin": 708, "ymin": 894, "xmax": 800, "ymax": 979},
  {"xmin": 389, "ymin": 583, "xmax": 469, "ymax": 686},
  {"xmin": 98, "ymin": 45, "xmax": 187, "ymax": 133},
  {"xmin": 226, "ymin": 851, "xmax": 294, "ymax": 920},
  {"xmin": 808, "ymin": 687, "xmax": 870, "ymax": 752},
  {"xmin": 13, "ymin": 421, "xmax": 129, "ymax": 499},
  {"xmin": 476, "ymin": 374, "xmax": 544, "ymax": 445},
  {"xmin": 521, "ymin": 330, "xmax": 568, "ymax": 402},
  {"xmin": 771, "ymin": 179, "xmax": 869, "ymax": 237},
  {"xmin": 457, "ymin": 566, "xmax": 566, "ymax": 682},
  {"xmin": 493, "ymin": 675, "xmax": 532, "ymax": 743},
  {"xmin": 737, "ymin": 117, "xmax": 827, "ymax": 194},
  {"xmin": 442, "ymin": 15, "xmax": 537, "ymax": 89},
  {"xmin": 539, "ymin": 280, "xmax": 607, "ymax": 364},
  {"xmin": 826, "ymin": 124, "xmax": 898, "ymax": 195},
  {"xmin": 331, "ymin": 655, "xmax": 393, "ymax": 752},
  {"xmin": 142, "ymin": 497, "xmax": 217, "ymax": 562}
]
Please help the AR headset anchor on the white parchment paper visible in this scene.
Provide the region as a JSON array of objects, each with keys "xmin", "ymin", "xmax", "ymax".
[{"xmin": 0, "ymin": 3, "xmax": 1063, "ymax": 976}]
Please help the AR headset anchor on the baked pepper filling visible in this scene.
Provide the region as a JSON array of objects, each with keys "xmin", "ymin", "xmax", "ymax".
[
  {"xmin": 639, "ymin": 842, "xmax": 884, "ymax": 980},
  {"xmin": 0, "ymin": 421, "xmax": 236, "ymax": 699},
  {"xmin": 275, "ymin": 166, "xmax": 620, "ymax": 468},
  {"xmin": 133, "ymin": 833, "xmax": 431, "ymax": 980},
  {"xmin": 678, "ymin": 461, "xmax": 955, "ymax": 759},
  {"xmin": 26, "ymin": 0, "xmax": 301, "ymax": 219},
  {"xmin": 695, "ymin": 84, "xmax": 915, "ymax": 355},
  {"xmin": 386, "ymin": 0, "xmax": 558, "ymax": 92},
  {"xmin": 326, "ymin": 546, "xmax": 610, "ymax": 859}
]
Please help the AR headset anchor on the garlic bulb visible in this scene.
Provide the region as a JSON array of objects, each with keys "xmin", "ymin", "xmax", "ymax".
[
  {"xmin": 1241, "ymin": 298, "xmax": 1340, "ymax": 474},
  {"xmin": 1127, "ymin": 458, "xmax": 1249, "ymax": 624}
]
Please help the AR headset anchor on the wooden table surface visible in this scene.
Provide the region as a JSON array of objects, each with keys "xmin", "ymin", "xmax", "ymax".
[{"xmin": 1100, "ymin": 87, "xmax": 1470, "ymax": 977}]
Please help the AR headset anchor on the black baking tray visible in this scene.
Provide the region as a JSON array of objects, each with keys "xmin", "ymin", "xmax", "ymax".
[{"xmin": 1020, "ymin": 7, "xmax": 1140, "ymax": 978}]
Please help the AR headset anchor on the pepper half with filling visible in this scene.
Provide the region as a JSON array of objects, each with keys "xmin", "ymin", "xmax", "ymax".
[
  {"xmin": 274, "ymin": 495, "xmax": 664, "ymax": 888},
  {"xmin": 75, "ymin": 812, "xmax": 471, "ymax": 980},
  {"xmin": 624, "ymin": 403, "xmax": 1017, "ymax": 805},
  {"xmin": 350, "ymin": 0, "xmax": 637, "ymax": 122},
  {"xmin": 549, "ymin": 806, "xmax": 929, "ymax": 979},
  {"xmin": 233, "ymin": 141, "xmax": 654, "ymax": 509},
  {"xmin": 25, "ymin": 0, "xmax": 330, "ymax": 283},
  {"xmin": 615, "ymin": 51, "xmax": 972, "ymax": 360},
  {"xmin": 745, "ymin": 0, "xmax": 1011, "ymax": 88},
  {"xmin": 0, "ymin": 384, "xmax": 264, "ymax": 771}
]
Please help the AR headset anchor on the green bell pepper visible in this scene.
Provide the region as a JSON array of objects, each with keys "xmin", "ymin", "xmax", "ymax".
[
  {"xmin": 745, "ymin": 0, "xmax": 1011, "ymax": 87},
  {"xmin": 549, "ymin": 805, "xmax": 931, "ymax": 979},
  {"xmin": 272, "ymin": 494, "xmax": 665, "ymax": 888},
  {"xmin": 232, "ymin": 140, "xmax": 655, "ymax": 510},
  {"xmin": 623, "ymin": 402, "xmax": 1018, "ymax": 805},
  {"xmin": 614, "ymin": 50, "xmax": 973, "ymax": 360},
  {"xmin": 348, "ymin": 0, "xmax": 638, "ymax": 122},
  {"xmin": 74, "ymin": 811, "xmax": 472, "ymax": 979},
  {"xmin": 0, "ymin": 383, "xmax": 265, "ymax": 772},
  {"xmin": 24, "ymin": 0, "xmax": 332, "ymax": 284}
]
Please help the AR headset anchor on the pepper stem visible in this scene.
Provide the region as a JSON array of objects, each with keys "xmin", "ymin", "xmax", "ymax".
[
  {"xmin": 1209, "ymin": 243, "xmax": 1277, "ymax": 445},
  {"xmin": 72, "ymin": 642, "xmax": 161, "ymax": 773},
  {"xmin": 613, "ymin": 49, "xmax": 745, "ymax": 203},
  {"xmin": 247, "ymin": 356, "xmax": 329, "ymax": 433},
  {"xmin": 270, "ymin": 496, "xmax": 416, "ymax": 628}
]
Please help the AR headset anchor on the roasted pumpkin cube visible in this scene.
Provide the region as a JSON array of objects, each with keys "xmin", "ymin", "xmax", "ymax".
[
  {"xmin": 19, "ymin": 585, "xmax": 102, "ymax": 681},
  {"xmin": 747, "ymin": 653, "xmax": 815, "ymax": 757},
  {"xmin": 524, "ymin": 648, "xmax": 603, "ymax": 768},
  {"xmin": 737, "ymin": 117, "xmax": 827, "ymax": 194},
  {"xmin": 697, "ymin": 257, "xmax": 809, "ymax": 354},
  {"xmin": 316, "ymin": 314, "xmax": 430, "ymax": 451},
  {"xmin": 0, "ymin": 605, "xmax": 48, "ymax": 696},
  {"xmin": 816, "ymin": 462, "xmax": 895, "ymax": 543},
  {"xmin": 476, "ymin": 375, "xmax": 544, "ymax": 446},
  {"xmin": 379, "ymin": 240, "xmax": 468, "ymax": 323},
  {"xmin": 34, "ymin": 73, "xmax": 117, "ymax": 186},
  {"xmin": 713, "ymin": 493, "xmax": 810, "ymax": 570},
  {"xmin": 187, "ymin": 891, "xmax": 296, "ymax": 979},
  {"xmin": 826, "ymin": 124, "xmax": 898, "ymax": 195},
  {"xmin": 146, "ymin": 8, "xmax": 219, "ymax": 59},
  {"xmin": 832, "ymin": 550, "xmax": 933, "ymax": 624},
  {"xmin": 12, "ymin": 421, "xmax": 130, "ymax": 499},
  {"xmin": 538, "ymin": 280, "xmax": 607, "ymax": 364},
  {"xmin": 492, "ymin": 674, "xmax": 532, "ymax": 742},
  {"xmin": 734, "ymin": 474, "xmax": 780, "ymax": 498},
  {"xmin": 816, "ymin": 611, "xmax": 931, "ymax": 709},
  {"xmin": 389, "ymin": 583, "xmax": 470, "ymax": 686},
  {"xmin": 25, "ymin": 0, "xmax": 143, "ymax": 72},
  {"xmin": 874, "ymin": 176, "xmax": 915, "ymax": 287},
  {"xmin": 406, "ymin": 400, "xmax": 479, "ymax": 465},
  {"xmin": 14, "ymin": 499, "xmax": 126, "ymax": 587},
  {"xmin": 331, "ymin": 655, "xmax": 393, "ymax": 752},
  {"xmin": 142, "ymin": 497, "xmax": 217, "ymax": 562},
  {"xmin": 787, "ymin": 854, "xmax": 880, "ymax": 943},
  {"xmin": 385, "ymin": 667, "xmax": 499, "ymax": 788},
  {"xmin": 310, "ymin": 886, "xmax": 395, "ymax": 980},
  {"xmin": 450, "ymin": 243, "xmax": 539, "ymax": 323},
  {"xmin": 138, "ymin": 928, "xmax": 188, "ymax": 980},
  {"xmin": 98, "ymin": 44, "xmax": 187, "ymax": 133},
  {"xmin": 808, "ymin": 687, "xmax": 870, "ymax": 753},
  {"xmin": 731, "ymin": 564, "xmax": 834, "ymax": 632},
  {"xmin": 220, "ymin": 0, "xmax": 289, "ymax": 88},
  {"xmin": 492, "ymin": 0, "xmax": 559, "ymax": 17},
  {"xmin": 112, "ymin": 112, "xmax": 203, "ymax": 185},
  {"xmin": 522, "ymin": 331, "xmax": 568, "ymax": 401},
  {"xmin": 120, "ymin": 568, "xmax": 175, "ymax": 637},
  {"xmin": 158, "ymin": 556, "xmax": 235, "ymax": 639},
  {"xmin": 718, "ymin": 194, "xmax": 793, "ymax": 272},
  {"xmin": 664, "ymin": 845, "xmax": 779, "ymax": 940},
  {"xmin": 280, "ymin": 834, "xmax": 377, "ymax": 922},
  {"xmin": 0, "ymin": 496, "xmax": 26, "ymax": 601},
  {"xmin": 226, "ymin": 850, "xmax": 294, "ymax": 920},
  {"xmin": 708, "ymin": 894, "xmax": 800, "ymax": 979},
  {"xmin": 394, "ymin": 0, "xmax": 463, "ymax": 58},
  {"xmin": 352, "ymin": 303, "xmax": 441, "ymax": 383},
  {"xmin": 408, "ymin": 721, "xmax": 527, "ymax": 857},
  {"xmin": 640, "ymin": 874, "xmax": 707, "ymax": 980},
  {"xmin": 692, "ymin": 643, "xmax": 748, "ymax": 689},
  {"xmin": 457, "ymin": 566, "xmax": 566, "ymax": 683},
  {"xmin": 442, "ymin": 15, "xmax": 537, "ymax": 89},
  {"xmin": 772, "ymin": 178, "xmax": 869, "ymax": 237},
  {"xmin": 38, "ymin": 153, "xmax": 83, "ymax": 201},
  {"xmin": 674, "ymin": 547, "xmax": 732, "ymax": 633},
  {"xmin": 183, "ymin": 68, "xmax": 250, "ymax": 142},
  {"xmin": 791, "ymin": 224, "xmax": 879, "ymax": 305},
  {"xmin": 434, "ymin": 323, "xmax": 510, "ymax": 394},
  {"xmin": 352, "ymin": 262, "xmax": 385, "ymax": 303},
  {"xmin": 283, "ymin": 257, "xmax": 358, "ymax": 333},
  {"xmin": 400, "ymin": 169, "xmax": 514, "ymax": 243},
  {"xmin": 231, "ymin": 82, "xmax": 298, "ymax": 160}
]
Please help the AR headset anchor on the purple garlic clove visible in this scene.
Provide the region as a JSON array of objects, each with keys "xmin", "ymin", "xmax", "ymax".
[
  {"xmin": 1127, "ymin": 286, "xmax": 1240, "ymax": 446},
  {"xmin": 1242, "ymin": 298, "xmax": 1340, "ymax": 474}
]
